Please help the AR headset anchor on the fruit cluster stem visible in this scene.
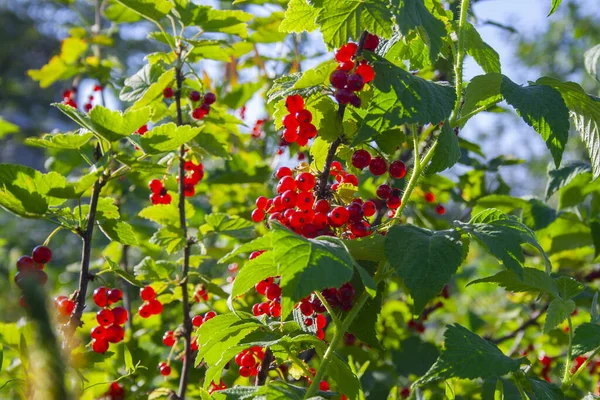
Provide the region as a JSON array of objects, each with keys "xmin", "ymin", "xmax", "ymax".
[{"xmin": 175, "ymin": 58, "xmax": 194, "ymax": 400}]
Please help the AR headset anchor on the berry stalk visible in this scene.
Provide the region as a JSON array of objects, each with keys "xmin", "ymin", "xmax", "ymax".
[{"xmin": 175, "ymin": 58, "xmax": 194, "ymax": 400}]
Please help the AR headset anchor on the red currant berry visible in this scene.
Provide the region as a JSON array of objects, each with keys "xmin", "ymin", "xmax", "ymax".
[
  {"xmin": 251, "ymin": 209, "xmax": 265, "ymax": 223},
  {"xmin": 335, "ymin": 88, "xmax": 354, "ymax": 105},
  {"xmin": 316, "ymin": 314, "xmax": 327, "ymax": 330},
  {"xmin": 296, "ymin": 191, "xmax": 315, "ymax": 210},
  {"xmin": 148, "ymin": 299, "xmax": 163, "ymax": 315},
  {"xmin": 283, "ymin": 128, "xmax": 299, "ymax": 143},
  {"xmin": 347, "ymin": 73, "xmax": 365, "ymax": 92},
  {"xmin": 424, "ymin": 192, "xmax": 436, "ymax": 203},
  {"xmin": 138, "ymin": 303, "xmax": 152, "ymax": 318},
  {"xmin": 163, "ymin": 88, "xmax": 174, "ymax": 98},
  {"xmin": 296, "ymin": 172, "xmax": 316, "ymax": 191},
  {"xmin": 300, "ymin": 123, "xmax": 317, "ymax": 138},
  {"xmin": 106, "ymin": 324, "xmax": 125, "ymax": 343},
  {"xmin": 204, "ymin": 92, "xmax": 216, "ymax": 105},
  {"xmin": 277, "ymin": 176, "xmax": 297, "ymax": 194},
  {"xmin": 313, "ymin": 212, "xmax": 328, "ymax": 229},
  {"xmin": 315, "ymin": 199, "xmax": 330, "ymax": 213},
  {"xmin": 295, "ymin": 109, "xmax": 313, "ymax": 124},
  {"xmin": 350, "ymin": 221, "xmax": 370, "ymax": 237},
  {"xmin": 159, "ymin": 364, "xmax": 171, "ymax": 376},
  {"xmin": 108, "ymin": 288, "xmax": 123, "ymax": 304},
  {"xmin": 330, "ymin": 161, "xmax": 343, "ymax": 175},
  {"xmin": 319, "ymin": 381, "xmax": 330, "ymax": 391},
  {"xmin": 241, "ymin": 353, "xmax": 255, "ymax": 368},
  {"xmin": 356, "ymin": 63, "xmax": 375, "ymax": 83},
  {"xmin": 91, "ymin": 325, "xmax": 106, "ymax": 340},
  {"xmin": 376, "ymin": 184, "xmax": 393, "ymax": 200},
  {"xmin": 351, "ymin": 150, "xmax": 371, "ymax": 169},
  {"xmin": 192, "ymin": 107, "xmax": 207, "ymax": 120},
  {"xmin": 329, "ymin": 206, "xmax": 350, "ymax": 226},
  {"xmin": 300, "ymin": 301, "xmax": 313, "ymax": 316},
  {"xmin": 342, "ymin": 174, "xmax": 359, "ymax": 186},
  {"xmin": 93, "ymin": 287, "xmax": 109, "ymax": 307},
  {"xmin": 283, "ymin": 113, "xmax": 299, "ymax": 130},
  {"xmin": 316, "ymin": 329, "xmax": 325, "ymax": 340},
  {"xmin": 192, "ymin": 315, "xmax": 204, "ymax": 327},
  {"xmin": 364, "ymin": 33, "xmax": 379, "ymax": 51},
  {"xmin": 347, "ymin": 203, "xmax": 363, "ymax": 223},
  {"xmin": 97, "ymin": 309, "xmax": 115, "ymax": 327},
  {"xmin": 149, "ymin": 179, "xmax": 163, "ymax": 193},
  {"xmin": 387, "ymin": 196, "xmax": 402, "ymax": 209},
  {"xmin": 389, "ymin": 160, "xmax": 407, "ymax": 179},
  {"xmin": 265, "ymin": 284, "xmax": 281, "ymax": 300},
  {"xmin": 17, "ymin": 256, "xmax": 39, "ymax": 271},
  {"xmin": 435, "ymin": 204, "xmax": 446, "ymax": 215},
  {"xmin": 32, "ymin": 246, "xmax": 52, "ymax": 264},
  {"xmin": 92, "ymin": 338, "xmax": 109, "ymax": 353},
  {"xmin": 276, "ymin": 167, "xmax": 293, "ymax": 180},
  {"xmin": 335, "ymin": 43, "xmax": 357, "ymax": 63},
  {"xmin": 140, "ymin": 286, "xmax": 156, "ymax": 301},
  {"xmin": 369, "ymin": 157, "xmax": 387, "ymax": 176},
  {"xmin": 184, "ymin": 183, "xmax": 196, "ymax": 197},
  {"xmin": 286, "ymin": 95, "xmax": 305, "ymax": 113},
  {"xmin": 112, "ymin": 307, "xmax": 128, "ymax": 325},
  {"xmin": 362, "ymin": 200, "xmax": 377, "ymax": 217},
  {"xmin": 256, "ymin": 196, "xmax": 268, "ymax": 210},
  {"xmin": 400, "ymin": 387, "xmax": 411, "ymax": 399},
  {"xmin": 239, "ymin": 366, "xmax": 251, "ymax": 377},
  {"xmin": 189, "ymin": 91, "xmax": 201, "ymax": 102},
  {"xmin": 163, "ymin": 331, "xmax": 176, "ymax": 346},
  {"xmin": 204, "ymin": 310, "xmax": 217, "ymax": 320}
]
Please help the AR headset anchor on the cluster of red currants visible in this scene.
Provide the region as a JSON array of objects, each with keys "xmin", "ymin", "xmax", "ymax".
[
  {"xmin": 538, "ymin": 354, "xmax": 553, "ymax": 382},
  {"xmin": 148, "ymin": 179, "xmax": 172, "ymax": 205},
  {"xmin": 251, "ymin": 118, "xmax": 266, "ymax": 138},
  {"xmin": 15, "ymin": 246, "xmax": 52, "ymax": 306},
  {"xmin": 62, "ymin": 87, "xmax": 77, "ymax": 108},
  {"xmin": 281, "ymin": 95, "xmax": 317, "ymax": 146},
  {"xmin": 251, "ymin": 275, "xmax": 282, "ymax": 318},
  {"xmin": 179, "ymin": 161, "xmax": 205, "ymax": 198},
  {"xmin": 54, "ymin": 295, "xmax": 76, "ymax": 323},
  {"xmin": 193, "ymin": 285, "xmax": 209, "ymax": 302},
  {"xmin": 90, "ymin": 287, "xmax": 128, "ymax": 353},
  {"xmin": 138, "ymin": 286, "xmax": 163, "ymax": 318},
  {"xmin": 101, "ymin": 382, "xmax": 125, "ymax": 400},
  {"xmin": 321, "ymin": 282, "xmax": 355, "ymax": 312},
  {"xmin": 251, "ymin": 166, "xmax": 375, "ymax": 239},
  {"xmin": 330, "ymin": 34, "xmax": 378, "ymax": 107},
  {"xmin": 296, "ymin": 298, "xmax": 328, "ymax": 340},
  {"xmin": 234, "ymin": 346, "xmax": 266, "ymax": 378},
  {"xmin": 190, "ymin": 91, "xmax": 216, "ymax": 120},
  {"xmin": 83, "ymin": 86, "xmax": 102, "ymax": 112},
  {"xmin": 192, "ymin": 310, "xmax": 217, "ymax": 328}
]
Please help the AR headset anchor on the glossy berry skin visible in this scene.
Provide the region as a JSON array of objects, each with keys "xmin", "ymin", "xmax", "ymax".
[
  {"xmin": 163, "ymin": 88, "xmax": 174, "ymax": 98},
  {"xmin": 106, "ymin": 324, "xmax": 125, "ymax": 343},
  {"xmin": 204, "ymin": 92, "xmax": 217, "ymax": 105},
  {"xmin": 335, "ymin": 88, "xmax": 354, "ymax": 105},
  {"xmin": 283, "ymin": 128, "xmax": 298, "ymax": 143},
  {"xmin": 329, "ymin": 206, "xmax": 350, "ymax": 226},
  {"xmin": 189, "ymin": 91, "xmax": 201, "ymax": 102},
  {"xmin": 350, "ymin": 221, "xmax": 370, "ymax": 237},
  {"xmin": 387, "ymin": 196, "xmax": 402, "ymax": 209},
  {"xmin": 389, "ymin": 160, "xmax": 407, "ymax": 179},
  {"xmin": 362, "ymin": 201, "xmax": 377, "ymax": 217},
  {"xmin": 276, "ymin": 166, "xmax": 293, "ymax": 179},
  {"xmin": 93, "ymin": 287, "xmax": 109, "ymax": 307},
  {"xmin": 342, "ymin": 174, "xmax": 359, "ymax": 186},
  {"xmin": 56, "ymin": 297, "xmax": 75, "ymax": 316},
  {"xmin": 148, "ymin": 299, "xmax": 163, "ymax": 315},
  {"xmin": 17, "ymin": 256, "xmax": 39, "ymax": 271},
  {"xmin": 347, "ymin": 73, "xmax": 365, "ymax": 92},
  {"xmin": 320, "ymin": 381, "xmax": 330, "ymax": 391},
  {"xmin": 376, "ymin": 184, "xmax": 393, "ymax": 200},
  {"xmin": 159, "ymin": 364, "xmax": 171, "ymax": 376},
  {"xmin": 316, "ymin": 313, "xmax": 327, "ymax": 330},
  {"xmin": 149, "ymin": 179, "xmax": 163, "ymax": 193},
  {"xmin": 286, "ymin": 95, "xmax": 305, "ymax": 113},
  {"xmin": 296, "ymin": 172, "xmax": 316, "ymax": 191},
  {"xmin": 347, "ymin": 203, "xmax": 363, "ymax": 223},
  {"xmin": 92, "ymin": 338, "xmax": 109, "ymax": 354},
  {"xmin": 283, "ymin": 114, "xmax": 299, "ymax": 130},
  {"xmin": 295, "ymin": 109, "xmax": 312, "ymax": 124},
  {"xmin": 435, "ymin": 204, "xmax": 446, "ymax": 215},
  {"xmin": 424, "ymin": 192, "xmax": 436, "ymax": 203},
  {"xmin": 256, "ymin": 196, "xmax": 268, "ymax": 210},
  {"xmin": 108, "ymin": 288, "xmax": 123, "ymax": 304},
  {"xmin": 97, "ymin": 309, "xmax": 115, "ymax": 327},
  {"xmin": 369, "ymin": 157, "xmax": 387, "ymax": 176},
  {"xmin": 138, "ymin": 303, "xmax": 152, "ymax": 318},
  {"xmin": 140, "ymin": 286, "xmax": 156, "ymax": 301},
  {"xmin": 163, "ymin": 331, "xmax": 176, "ymax": 346},
  {"xmin": 32, "ymin": 246, "xmax": 52, "ymax": 264},
  {"xmin": 335, "ymin": 43, "xmax": 357, "ymax": 63},
  {"xmin": 330, "ymin": 70, "xmax": 348, "ymax": 89},
  {"xmin": 241, "ymin": 354, "xmax": 255, "ymax": 368},
  {"xmin": 251, "ymin": 209, "xmax": 265, "ymax": 223},
  {"xmin": 364, "ymin": 33, "xmax": 380, "ymax": 51},
  {"xmin": 351, "ymin": 150, "xmax": 371, "ymax": 169},
  {"xmin": 91, "ymin": 325, "xmax": 106, "ymax": 340},
  {"xmin": 277, "ymin": 176, "xmax": 297, "ymax": 194},
  {"xmin": 356, "ymin": 63, "xmax": 375, "ymax": 83},
  {"xmin": 265, "ymin": 284, "xmax": 281, "ymax": 300},
  {"xmin": 314, "ymin": 199, "xmax": 331, "ymax": 213},
  {"xmin": 112, "ymin": 307, "xmax": 128, "ymax": 325},
  {"xmin": 192, "ymin": 315, "xmax": 204, "ymax": 327}
]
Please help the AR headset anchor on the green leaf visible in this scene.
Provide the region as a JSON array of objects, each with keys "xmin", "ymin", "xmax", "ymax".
[
  {"xmin": 536, "ymin": 78, "xmax": 600, "ymax": 179},
  {"xmin": 99, "ymin": 220, "xmax": 138, "ymax": 245},
  {"xmin": 138, "ymin": 195, "xmax": 195, "ymax": 227},
  {"xmin": 592, "ymin": 220, "xmax": 600, "ymax": 258},
  {"xmin": 464, "ymin": 23, "xmax": 501, "ymax": 74},
  {"xmin": 468, "ymin": 268, "xmax": 557, "ymax": 296},
  {"xmin": 544, "ymin": 298, "xmax": 575, "ymax": 333},
  {"xmin": 472, "ymin": 194, "xmax": 529, "ymax": 216},
  {"xmin": 104, "ymin": 2, "xmax": 142, "ymax": 23},
  {"xmin": 105, "ymin": 258, "xmax": 144, "ymax": 287},
  {"xmin": 0, "ymin": 117, "xmax": 18, "ymax": 139},
  {"xmin": 548, "ymin": 0, "xmax": 563, "ymax": 16},
  {"xmin": 415, "ymin": 324, "xmax": 525, "ymax": 385},
  {"xmin": 572, "ymin": 323, "xmax": 600, "ymax": 358},
  {"xmin": 546, "ymin": 162, "xmax": 592, "ymax": 200},
  {"xmin": 25, "ymin": 131, "xmax": 93, "ymax": 149},
  {"xmin": 316, "ymin": 0, "xmax": 393, "ymax": 49},
  {"xmin": 131, "ymin": 123, "xmax": 203, "ymax": 154},
  {"xmin": 427, "ymin": 123, "xmax": 460, "ymax": 174},
  {"xmin": 280, "ymin": 0, "xmax": 318, "ymax": 33},
  {"xmin": 133, "ymin": 257, "xmax": 176, "ymax": 281},
  {"xmin": 555, "ymin": 276, "xmax": 584, "ymax": 300},
  {"xmin": 501, "ymin": 76, "xmax": 570, "ymax": 168},
  {"xmin": 527, "ymin": 377, "xmax": 565, "ymax": 400},
  {"xmin": 348, "ymin": 280, "xmax": 382, "ymax": 348},
  {"xmin": 114, "ymin": 0, "xmax": 173, "ymax": 22},
  {"xmin": 392, "ymin": 336, "xmax": 439, "ymax": 377},
  {"xmin": 200, "ymin": 213, "xmax": 255, "ymax": 239},
  {"xmin": 95, "ymin": 197, "xmax": 121, "ymax": 220},
  {"xmin": 392, "ymin": 0, "xmax": 447, "ymax": 63},
  {"xmin": 46, "ymin": 171, "xmax": 100, "ymax": 199},
  {"xmin": 522, "ymin": 199, "xmax": 557, "ymax": 231},
  {"xmin": 231, "ymin": 252, "xmax": 278, "ymax": 298},
  {"xmin": 460, "ymin": 73, "xmax": 503, "ymax": 126},
  {"xmin": 456, "ymin": 209, "xmax": 551, "ymax": 276},
  {"xmin": 353, "ymin": 55, "xmax": 456, "ymax": 145},
  {"xmin": 150, "ymin": 226, "xmax": 185, "ymax": 254},
  {"xmin": 385, "ymin": 225, "xmax": 465, "ymax": 312},
  {"xmin": 27, "ymin": 38, "xmax": 87, "ymax": 88},
  {"xmin": 584, "ymin": 44, "xmax": 600, "ymax": 82},
  {"xmin": 120, "ymin": 64, "xmax": 171, "ymax": 104},
  {"xmin": 124, "ymin": 345, "xmax": 134, "ymax": 373},
  {"xmin": 177, "ymin": 5, "xmax": 252, "ymax": 37},
  {"xmin": 329, "ymin": 352, "xmax": 360, "ymax": 400}
]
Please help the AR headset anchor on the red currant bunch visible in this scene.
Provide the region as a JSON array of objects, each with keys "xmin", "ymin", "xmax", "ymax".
[
  {"xmin": 90, "ymin": 286, "xmax": 128, "ymax": 353},
  {"xmin": 177, "ymin": 160, "xmax": 205, "ymax": 198},
  {"xmin": 138, "ymin": 286, "xmax": 163, "ymax": 318},
  {"xmin": 192, "ymin": 310, "xmax": 217, "ymax": 328},
  {"xmin": 281, "ymin": 95, "xmax": 317, "ymax": 146},
  {"xmin": 330, "ymin": 35, "xmax": 378, "ymax": 106},
  {"xmin": 321, "ymin": 282, "xmax": 355, "ymax": 312},
  {"xmin": 148, "ymin": 179, "xmax": 172, "ymax": 205},
  {"xmin": 102, "ymin": 382, "xmax": 125, "ymax": 400},
  {"xmin": 54, "ymin": 295, "xmax": 76, "ymax": 323},
  {"xmin": 252, "ymin": 276, "xmax": 282, "ymax": 318},
  {"xmin": 191, "ymin": 92, "xmax": 216, "ymax": 120},
  {"xmin": 234, "ymin": 346, "xmax": 265, "ymax": 378},
  {"xmin": 252, "ymin": 118, "xmax": 266, "ymax": 138},
  {"xmin": 193, "ymin": 285, "xmax": 209, "ymax": 302},
  {"xmin": 15, "ymin": 245, "xmax": 52, "ymax": 306},
  {"xmin": 62, "ymin": 87, "xmax": 77, "ymax": 108},
  {"xmin": 296, "ymin": 297, "xmax": 328, "ymax": 340}
]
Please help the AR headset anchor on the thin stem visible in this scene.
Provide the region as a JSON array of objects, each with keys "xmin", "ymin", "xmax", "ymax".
[
  {"xmin": 43, "ymin": 226, "xmax": 64, "ymax": 247},
  {"xmin": 449, "ymin": 0, "xmax": 471, "ymax": 126},
  {"xmin": 175, "ymin": 58, "xmax": 194, "ymax": 400},
  {"xmin": 255, "ymin": 348, "xmax": 273, "ymax": 386},
  {"xmin": 67, "ymin": 178, "xmax": 105, "ymax": 337},
  {"xmin": 562, "ymin": 316, "xmax": 574, "ymax": 385},
  {"xmin": 119, "ymin": 244, "xmax": 133, "ymax": 331},
  {"xmin": 314, "ymin": 291, "xmax": 342, "ymax": 328},
  {"xmin": 390, "ymin": 126, "xmax": 422, "ymax": 221},
  {"xmin": 562, "ymin": 345, "xmax": 600, "ymax": 390}
]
